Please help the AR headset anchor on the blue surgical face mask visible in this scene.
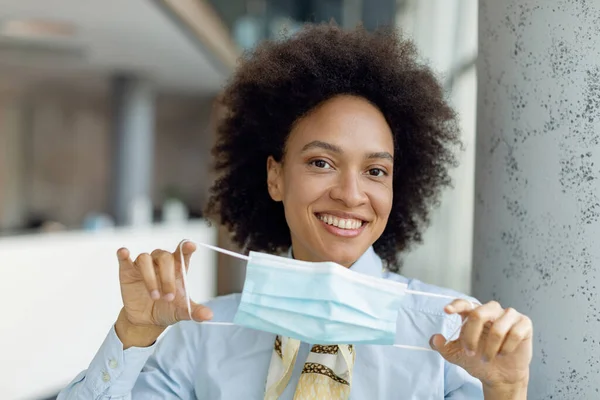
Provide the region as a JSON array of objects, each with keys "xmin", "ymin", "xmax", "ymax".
[
  {"xmin": 234, "ymin": 250, "xmax": 407, "ymax": 345},
  {"xmin": 179, "ymin": 240, "xmax": 471, "ymax": 352}
]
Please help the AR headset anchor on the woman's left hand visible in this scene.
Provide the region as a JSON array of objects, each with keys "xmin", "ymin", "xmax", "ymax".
[{"xmin": 430, "ymin": 299, "xmax": 532, "ymax": 392}]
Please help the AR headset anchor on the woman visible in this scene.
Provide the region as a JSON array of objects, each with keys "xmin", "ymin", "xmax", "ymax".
[{"xmin": 58, "ymin": 23, "xmax": 532, "ymax": 399}]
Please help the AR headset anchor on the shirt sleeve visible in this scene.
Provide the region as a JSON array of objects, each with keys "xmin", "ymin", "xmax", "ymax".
[
  {"xmin": 444, "ymin": 361, "xmax": 484, "ymax": 399},
  {"xmin": 56, "ymin": 323, "xmax": 197, "ymax": 400}
]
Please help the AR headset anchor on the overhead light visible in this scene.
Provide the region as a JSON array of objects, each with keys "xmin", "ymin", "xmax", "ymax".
[{"xmin": 1, "ymin": 19, "xmax": 76, "ymax": 39}]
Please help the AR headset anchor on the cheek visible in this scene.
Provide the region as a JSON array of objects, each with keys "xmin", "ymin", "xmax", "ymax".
[
  {"xmin": 283, "ymin": 171, "xmax": 328, "ymax": 206},
  {"xmin": 370, "ymin": 184, "xmax": 394, "ymax": 220},
  {"xmin": 282, "ymin": 179, "xmax": 325, "ymax": 233}
]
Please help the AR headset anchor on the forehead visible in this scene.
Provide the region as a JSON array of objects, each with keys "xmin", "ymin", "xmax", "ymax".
[{"xmin": 286, "ymin": 95, "xmax": 394, "ymax": 153}]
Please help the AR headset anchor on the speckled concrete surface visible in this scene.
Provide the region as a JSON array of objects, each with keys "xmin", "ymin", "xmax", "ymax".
[{"xmin": 473, "ymin": 1, "xmax": 600, "ymax": 398}]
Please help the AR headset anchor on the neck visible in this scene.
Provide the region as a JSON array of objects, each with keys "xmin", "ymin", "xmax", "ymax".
[{"xmin": 289, "ymin": 246, "xmax": 360, "ymax": 268}]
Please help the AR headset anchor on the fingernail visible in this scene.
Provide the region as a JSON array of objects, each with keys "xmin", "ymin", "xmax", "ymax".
[
  {"xmin": 164, "ymin": 293, "xmax": 175, "ymax": 302},
  {"xmin": 466, "ymin": 349, "xmax": 476, "ymax": 357},
  {"xmin": 429, "ymin": 337, "xmax": 436, "ymax": 350},
  {"xmin": 445, "ymin": 305, "xmax": 455, "ymax": 313},
  {"xmin": 150, "ymin": 290, "xmax": 160, "ymax": 300},
  {"xmin": 200, "ymin": 309, "xmax": 214, "ymax": 320}
]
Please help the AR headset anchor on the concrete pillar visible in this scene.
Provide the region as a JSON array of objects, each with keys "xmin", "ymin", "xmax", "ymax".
[
  {"xmin": 473, "ymin": 1, "xmax": 600, "ymax": 397},
  {"xmin": 110, "ymin": 75, "xmax": 156, "ymax": 226}
]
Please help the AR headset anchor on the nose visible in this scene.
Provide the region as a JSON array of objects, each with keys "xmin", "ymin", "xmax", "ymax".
[{"xmin": 329, "ymin": 171, "xmax": 368, "ymax": 208}]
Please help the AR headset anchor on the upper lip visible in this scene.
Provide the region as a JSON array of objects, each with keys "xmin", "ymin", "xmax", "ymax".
[{"xmin": 315, "ymin": 211, "xmax": 370, "ymax": 222}]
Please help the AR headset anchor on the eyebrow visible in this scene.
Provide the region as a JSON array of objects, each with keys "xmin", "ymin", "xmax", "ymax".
[
  {"xmin": 367, "ymin": 151, "xmax": 394, "ymax": 162},
  {"xmin": 301, "ymin": 140, "xmax": 342, "ymax": 153},
  {"xmin": 301, "ymin": 140, "xmax": 394, "ymax": 162}
]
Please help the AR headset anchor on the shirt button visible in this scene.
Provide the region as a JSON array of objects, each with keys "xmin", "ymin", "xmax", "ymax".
[
  {"xmin": 109, "ymin": 359, "xmax": 118, "ymax": 369},
  {"xmin": 102, "ymin": 372, "xmax": 111, "ymax": 382}
]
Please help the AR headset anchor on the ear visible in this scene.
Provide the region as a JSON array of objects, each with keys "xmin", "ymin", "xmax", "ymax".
[{"xmin": 267, "ymin": 156, "xmax": 283, "ymax": 202}]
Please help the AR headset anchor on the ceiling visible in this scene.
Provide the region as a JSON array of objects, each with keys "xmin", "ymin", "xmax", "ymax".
[{"xmin": 0, "ymin": 0, "xmax": 231, "ymax": 94}]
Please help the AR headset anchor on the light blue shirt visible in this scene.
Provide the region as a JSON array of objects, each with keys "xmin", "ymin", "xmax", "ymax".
[{"xmin": 57, "ymin": 247, "xmax": 483, "ymax": 399}]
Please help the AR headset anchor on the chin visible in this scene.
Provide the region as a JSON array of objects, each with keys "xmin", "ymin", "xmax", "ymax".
[{"xmin": 319, "ymin": 247, "xmax": 363, "ymax": 267}]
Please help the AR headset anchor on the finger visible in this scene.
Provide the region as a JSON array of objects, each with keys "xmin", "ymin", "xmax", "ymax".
[
  {"xmin": 152, "ymin": 250, "xmax": 176, "ymax": 302},
  {"xmin": 135, "ymin": 253, "xmax": 160, "ymax": 300},
  {"xmin": 445, "ymin": 298, "xmax": 477, "ymax": 316},
  {"xmin": 459, "ymin": 301, "xmax": 503, "ymax": 356},
  {"xmin": 431, "ymin": 334, "xmax": 446, "ymax": 350},
  {"xmin": 174, "ymin": 241, "xmax": 197, "ymax": 272},
  {"xmin": 499, "ymin": 315, "xmax": 533, "ymax": 355},
  {"xmin": 174, "ymin": 300, "xmax": 214, "ymax": 322},
  {"xmin": 482, "ymin": 307, "xmax": 521, "ymax": 361},
  {"xmin": 117, "ymin": 247, "xmax": 133, "ymax": 269},
  {"xmin": 430, "ymin": 334, "xmax": 466, "ymax": 365}
]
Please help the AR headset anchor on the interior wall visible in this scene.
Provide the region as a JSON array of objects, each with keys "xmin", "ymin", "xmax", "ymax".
[{"xmin": 0, "ymin": 81, "xmax": 216, "ymax": 232}]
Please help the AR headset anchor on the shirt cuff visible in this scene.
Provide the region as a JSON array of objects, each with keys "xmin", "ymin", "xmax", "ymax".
[{"xmin": 86, "ymin": 324, "xmax": 157, "ymax": 396}]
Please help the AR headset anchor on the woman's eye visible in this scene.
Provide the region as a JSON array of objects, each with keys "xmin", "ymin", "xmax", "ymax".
[
  {"xmin": 310, "ymin": 159, "xmax": 332, "ymax": 169},
  {"xmin": 368, "ymin": 168, "xmax": 386, "ymax": 177}
]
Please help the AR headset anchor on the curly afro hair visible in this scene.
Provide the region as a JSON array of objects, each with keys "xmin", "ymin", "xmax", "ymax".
[{"xmin": 206, "ymin": 22, "xmax": 461, "ymax": 272}]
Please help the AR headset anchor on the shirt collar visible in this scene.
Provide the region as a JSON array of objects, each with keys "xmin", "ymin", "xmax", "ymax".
[{"xmin": 286, "ymin": 246, "xmax": 383, "ymax": 279}]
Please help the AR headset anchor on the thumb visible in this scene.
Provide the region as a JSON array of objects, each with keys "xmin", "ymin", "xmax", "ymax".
[
  {"xmin": 174, "ymin": 240, "xmax": 197, "ymax": 272},
  {"xmin": 175, "ymin": 300, "xmax": 213, "ymax": 323},
  {"xmin": 430, "ymin": 334, "xmax": 463, "ymax": 363}
]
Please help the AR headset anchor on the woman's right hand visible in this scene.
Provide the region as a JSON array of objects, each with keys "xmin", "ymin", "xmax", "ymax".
[{"xmin": 117, "ymin": 241, "xmax": 214, "ymax": 330}]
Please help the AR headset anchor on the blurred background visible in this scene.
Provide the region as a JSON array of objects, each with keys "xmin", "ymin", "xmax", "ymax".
[{"xmin": 0, "ymin": 0, "xmax": 476, "ymax": 399}]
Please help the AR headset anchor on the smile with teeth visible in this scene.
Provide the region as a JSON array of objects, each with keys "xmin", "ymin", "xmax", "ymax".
[{"xmin": 317, "ymin": 214, "xmax": 365, "ymax": 230}]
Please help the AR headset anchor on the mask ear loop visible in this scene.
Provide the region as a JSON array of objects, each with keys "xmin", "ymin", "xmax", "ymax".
[
  {"xmin": 176, "ymin": 241, "xmax": 481, "ymax": 348},
  {"xmin": 392, "ymin": 344, "xmax": 435, "ymax": 352},
  {"xmin": 178, "ymin": 239, "xmax": 247, "ymax": 324}
]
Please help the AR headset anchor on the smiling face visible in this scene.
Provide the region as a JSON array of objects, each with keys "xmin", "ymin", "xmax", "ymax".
[{"xmin": 266, "ymin": 95, "xmax": 394, "ymax": 267}]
